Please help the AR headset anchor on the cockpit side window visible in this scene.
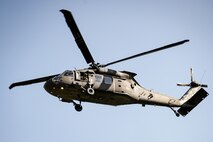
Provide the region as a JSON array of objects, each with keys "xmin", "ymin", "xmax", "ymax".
[{"xmin": 75, "ymin": 71, "xmax": 81, "ymax": 81}]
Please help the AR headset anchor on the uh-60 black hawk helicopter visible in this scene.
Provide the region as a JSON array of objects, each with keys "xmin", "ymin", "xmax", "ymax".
[{"xmin": 9, "ymin": 9, "xmax": 209, "ymax": 117}]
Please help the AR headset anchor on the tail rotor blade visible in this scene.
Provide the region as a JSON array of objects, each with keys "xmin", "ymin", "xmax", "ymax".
[
  {"xmin": 177, "ymin": 83, "xmax": 191, "ymax": 87},
  {"xmin": 201, "ymin": 84, "xmax": 208, "ymax": 88},
  {"xmin": 190, "ymin": 68, "xmax": 193, "ymax": 82}
]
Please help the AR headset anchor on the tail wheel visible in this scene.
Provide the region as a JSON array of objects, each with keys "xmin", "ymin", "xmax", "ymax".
[{"xmin": 87, "ymin": 88, "xmax": 95, "ymax": 95}]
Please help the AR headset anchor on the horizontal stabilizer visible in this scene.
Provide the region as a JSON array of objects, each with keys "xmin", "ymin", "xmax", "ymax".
[{"xmin": 178, "ymin": 87, "xmax": 208, "ymax": 116}]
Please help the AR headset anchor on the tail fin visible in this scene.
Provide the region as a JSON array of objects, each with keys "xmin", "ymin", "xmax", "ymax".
[
  {"xmin": 178, "ymin": 86, "xmax": 208, "ymax": 116},
  {"xmin": 177, "ymin": 68, "xmax": 209, "ymax": 116}
]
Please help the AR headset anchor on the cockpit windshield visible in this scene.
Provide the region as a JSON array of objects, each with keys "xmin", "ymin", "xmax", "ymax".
[{"xmin": 63, "ymin": 70, "xmax": 73, "ymax": 77}]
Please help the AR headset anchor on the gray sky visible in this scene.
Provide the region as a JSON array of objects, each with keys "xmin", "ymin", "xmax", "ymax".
[{"xmin": 1, "ymin": 0, "xmax": 212, "ymax": 142}]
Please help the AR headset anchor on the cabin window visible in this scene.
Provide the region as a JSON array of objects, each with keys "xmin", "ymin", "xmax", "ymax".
[
  {"xmin": 80, "ymin": 72, "xmax": 88, "ymax": 81},
  {"xmin": 95, "ymin": 75, "xmax": 102, "ymax": 82},
  {"xmin": 104, "ymin": 76, "xmax": 113, "ymax": 84}
]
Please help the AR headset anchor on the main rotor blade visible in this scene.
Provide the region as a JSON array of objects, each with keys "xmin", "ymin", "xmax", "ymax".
[
  {"xmin": 60, "ymin": 9, "xmax": 95, "ymax": 65},
  {"xmin": 103, "ymin": 39, "xmax": 189, "ymax": 67},
  {"xmin": 9, "ymin": 74, "xmax": 59, "ymax": 89}
]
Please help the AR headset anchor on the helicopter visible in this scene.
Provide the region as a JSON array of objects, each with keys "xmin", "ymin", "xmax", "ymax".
[{"xmin": 9, "ymin": 9, "xmax": 209, "ymax": 117}]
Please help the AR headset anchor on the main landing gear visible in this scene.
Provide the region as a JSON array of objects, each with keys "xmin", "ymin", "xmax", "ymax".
[
  {"xmin": 72, "ymin": 100, "xmax": 83, "ymax": 112},
  {"xmin": 71, "ymin": 87, "xmax": 95, "ymax": 112}
]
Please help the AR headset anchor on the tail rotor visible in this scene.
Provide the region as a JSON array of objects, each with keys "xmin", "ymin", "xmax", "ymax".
[{"xmin": 177, "ymin": 68, "xmax": 208, "ymax": 88}]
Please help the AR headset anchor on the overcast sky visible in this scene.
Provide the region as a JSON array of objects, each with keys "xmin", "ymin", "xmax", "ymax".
[{"xmin": 1, "ymin": 0, "xmax": 213, "ymax": 142}]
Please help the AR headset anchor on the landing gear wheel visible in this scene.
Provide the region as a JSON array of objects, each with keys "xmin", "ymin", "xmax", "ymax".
[
  {"xmin": 170, "ymin": 107, "xmax": 180, "ymax": 117},
  {"xmin": 75, "ymin": 104, "xmax": 83, "ymax": 112},
  {"xmin": 176, "ymin": 113, "xmax": 180, "ymax": 117},
  {"xmin": 87, "ymin": 88, "xmax": 95, "ymax": 95}
]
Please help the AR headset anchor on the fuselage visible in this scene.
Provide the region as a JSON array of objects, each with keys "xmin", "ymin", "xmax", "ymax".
[{"xmin": 44, "ymin": 68, "xmax": 181, "ymax": 107}]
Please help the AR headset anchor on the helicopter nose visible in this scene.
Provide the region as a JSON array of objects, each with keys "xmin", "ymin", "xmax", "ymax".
[
  {"xmin": 44, "ymin": 79, "xmax": 62, "ymax": 96},
  {"xmin": 44, "ymin": 79, "xmax": 55, "ymax": 94},
  {"xmin": 44, "ymin": 77, "xmax": 65, "ymax": 97}
]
